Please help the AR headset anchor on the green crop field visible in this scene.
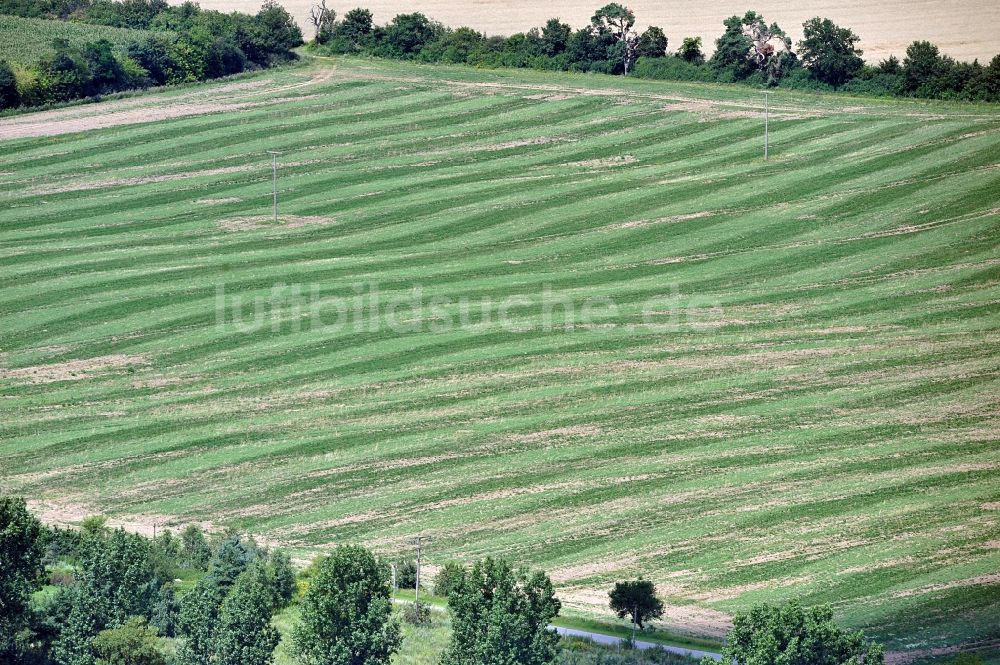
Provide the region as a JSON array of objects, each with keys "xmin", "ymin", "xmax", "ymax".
[
  {"xmin": 0, "ymin": 14, "xmax": 166, "ymax": 65},
  {"xmin": 1, "ymin": 57, "xmax": 998, "ymax": 657}
]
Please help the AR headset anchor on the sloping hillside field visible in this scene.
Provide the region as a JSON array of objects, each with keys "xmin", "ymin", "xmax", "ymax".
[{"xmin": 1, "ymin": 59, "xmax": 999, "ymax": 653}]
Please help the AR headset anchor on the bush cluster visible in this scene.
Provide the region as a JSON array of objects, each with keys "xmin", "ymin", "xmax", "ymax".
[
  {"xmin": 309, "ymin": 3, "xmax": 1000, "ymax": 103},
  {"xmin": 0, "ymin": 0, "xmax": 302, "ymax": 110}
]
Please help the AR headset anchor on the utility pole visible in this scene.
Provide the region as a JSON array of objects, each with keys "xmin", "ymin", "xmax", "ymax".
[
  {"xmin": 632, "ymin": 604, "xmax": 637, "ymax": 643},
  {"xmin": 409, "ymin": 535, "xmax": 432, "ymax": 606},
  {"xmin": 390, "ymin": 562, "xmax": 397, "ymax": 601},
  {"xmin": 762, "ymin": 91, "xmax": 771, "ymax": 161},
  {"xmin": 267, "ymin": 150, "xmax": 281, "ymax": 222}
]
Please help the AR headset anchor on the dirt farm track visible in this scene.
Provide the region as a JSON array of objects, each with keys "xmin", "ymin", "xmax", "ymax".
[{"xmin": 173, "ymin": 0, "xmax": 1000, "ymax": 64}]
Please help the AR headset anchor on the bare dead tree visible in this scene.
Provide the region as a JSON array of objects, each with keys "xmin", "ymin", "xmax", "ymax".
[
  {"xmin": 623, "ymin": 30, "xmax": 639, "ymax": 76},
  {"xmin": 308, "ymin": 0, "xmax": 335, "ymax": 44},
  {"xmin": 741, "ymin": 11, "xmax": 792, "ymax": 70}
]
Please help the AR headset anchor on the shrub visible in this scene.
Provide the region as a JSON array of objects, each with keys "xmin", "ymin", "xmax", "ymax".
[
  {"xmin": 433, "ymin": 561, "xmax": 465, "ymax": 598},
  {"xmin": 632, "ymin": 56, "xmax": 714, "ymax": 82},
  {"xmin": 0, "ymin": 60, "xmax": 19, "ymax": 109},
  {"xmin": 394, "ymin": 558, "xmax": 417, "ymax": 589},
  {"xmin": 402, "ymin": 600, "xmax": 431, "ymax": 625},
  {"xmin": 91, "ymin": 617, "xmax": 165, "ymax": 665}
]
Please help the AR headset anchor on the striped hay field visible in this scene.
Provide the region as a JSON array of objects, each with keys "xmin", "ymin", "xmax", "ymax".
[{"xmin": 1, "ymin": 57, "xmax": 999, "ymax": 654}]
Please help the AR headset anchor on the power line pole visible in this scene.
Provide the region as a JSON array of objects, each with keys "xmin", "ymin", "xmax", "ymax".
[
  {"xmin": 762, "ymin": 91, "xmax": 771, "ymax": 161},
  {"xmin": 267, "ymin": 150, "xmax": 281, "ymax": 222},
  {"xmin": 409, "ymin": 535, "xmax": 432, "ymax": 606}
]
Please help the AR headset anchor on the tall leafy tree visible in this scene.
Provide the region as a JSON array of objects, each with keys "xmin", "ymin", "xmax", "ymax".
[
  {"xmin": 266, "ymin": 549, "xmax": 297, "ymax": 608},
  {"xmin": 52, "ymin": 528, "xmax": 159, "ymax": 665},
  {"xmin": 0, "ymin": 497, "xmax": 44, "ymax": 661},
  {"xmin": 608, "ymin": 579, "xmax": 663, "ymax": 630},
  {"xmin": 702, "ymin": 601, "xmax": 885, "ymax": 665},
  {"xmin": 175, "ymin": 578, "xmax": 219, "ymax": 665},
  {"xmin": 541, "ymin": 18, "xmax": 571, "ymax": 56},
  {"xmin": 590, "ymin": 3, "xmax": 635, "ymax": 41},
  {"xmin": 441, "ymin": 557, "xmax": 561, "ymax": 665},
  {"xmin": 903, "ymin": 40, "xmax": 944, "ymax": 93},
  {"xmin": 712, "ymin": 11, "xmax": 794, "ymax": 83},
  {"xmin": 214, "ymin": 563, "xmax": 280, "ymax": 665},
  {"xmin": 176, "ymin": 535, "xmax": 255, "ymax": 665},
  {"xmin": 677, "ymin": 36, "xmax": 704, "ymax": 64},
  {"xmin": 384, "ymin": 13, "xmax": 440, "ymax": 58},
  {"xmin": 636, "ymin": 26, "xmax": 668, "ymax": 59},
  {"xmin": 711, "ymin": 14, "xmax": 754, "ymax": 79},
  {"xmin": 0, "ymin": 60, "xmax": 19, "ymax": 110},
  {"xmin": 179, "ymin": 525, "xmax": 212, "ymax": 570},
  {"xmin": 798, "ymin": 17, "xmax": 864, "ymax": 86},
  {"xmin": 291, "ymin": 546, "xmax": 401, "ymax": 665}
]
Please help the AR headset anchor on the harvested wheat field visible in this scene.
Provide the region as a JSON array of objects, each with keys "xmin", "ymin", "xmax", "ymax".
[{"xmin": 1, "ymin": 57, "xmax": 999, "ymax": 655}]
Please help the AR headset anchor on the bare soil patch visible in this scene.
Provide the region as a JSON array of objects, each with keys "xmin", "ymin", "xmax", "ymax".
[
  {"xmin": 217, "ymin": 215, "xmax": 336, "ymax": 231},
  {"xmin": 563, "ymin": 155, "xmax": 638, "ymax": 169},
  {"xmin": 607, "ymin": 210, "xmax": 713, "ymax": 230},
  {"xmin": 195, "ymin": 197, "xmax": 243, "ymax": 205},
  {"xmin": 1, "ymin": 354, "xmax": 149, "ymax": 384},
  {"xmin": 30, "ymin": 165, "xmax": 255, "ymax": 195},
  {"xmin": 505, "ymin": 424, "xmax": 603, "ymax": 443}
]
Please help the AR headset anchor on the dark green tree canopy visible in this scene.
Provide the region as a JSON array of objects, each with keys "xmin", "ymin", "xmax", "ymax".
[
  {"xmin": 441, "ymin": 557, "xmax": 561, "ymax": 665},
  {"xmin": 433, "ymin": 561, "xmax": 465, "ymax": 598},
  {"xmin": 384, "ymin": 12, "xmax": 442, "ymax": 58},
  {"xmin": 290, "ymin": 545, "xmax": 401, "ymax": 665},
  {"xmin": 608, "ymin": 579, "xmax": 663, "ymax": 629},
  {"xmin": 92, "ymin": 617, "xmax": 165, "ymax": 665},
  {"xmin": 0, "ymin": 497, "xmax": 45, "ymax": 660},
  {"xmin": 904, "ymin": 40, "xmax": 945, "ymax": 92},
  {"xmin": 712, "ymin": 11, "xmax": 794, "ymax": 84},
  {"xmin": 214, "ymin": 563, "xmax": 280, "ymax": 665},
  {"xmin": 591, "ymin": 3, "xmax": 635, "ymax": 40},
  {"xmin": 706, "ymin": 601, "xmax": 885, "ymax": 665},
  {"xmin": 677, "ymin": 36, "xmax": 704, "ymax": 64},
  {"xmin": 541, "ymin": 18, "xmax": 572, "ymax": 56},
  {"xmin": 636, "ymin": 26, "xmax": 668, "ymax": 59},
  {"xmin": 798, "ymin": 17, "xmax": 864, "ymax": 86}
]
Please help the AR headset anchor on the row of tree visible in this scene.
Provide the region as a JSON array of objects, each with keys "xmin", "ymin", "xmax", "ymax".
[
  {"xmin": 308, "ymin": 3, "xmax": 1000, "ymax": 103},
  {"xmin": 1, "ymin": 498, "xmax": 295, "ymax": 665},
  {"xmin": 0, "ymin": 0, "xmax": 303, "ymax": 110},
  {"xmin": 0, "ymin": 495, "xmax": 906, "ymax": 665}
]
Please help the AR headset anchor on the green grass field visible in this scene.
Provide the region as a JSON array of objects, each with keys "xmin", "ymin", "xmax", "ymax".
[
  {"xmin": 1, "ymin": 56, "xmax": 998, "ymax": 656},
  {"xmin": 0, "ymin": 14, "xmax": 166, "ymax": 65}
]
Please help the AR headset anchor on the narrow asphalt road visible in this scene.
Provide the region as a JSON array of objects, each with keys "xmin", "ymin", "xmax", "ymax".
[
  {"xmin": 552, "ymin": 626, "xmax": 722, "ymax": 661},
  {"xmin": 393, "ymin": 597, "xmax": 722, "ymax": 661}
]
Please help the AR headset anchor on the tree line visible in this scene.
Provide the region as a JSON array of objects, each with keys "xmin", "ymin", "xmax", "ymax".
[
  {"xmin": 2, "ymin": 496, "xmax": 917, "ymax": 665},
  {"xmin": 0, "ymin": 0, "xmax": 303, "ymax": 111},
  {"xmin": 307, "ymin": 3, "xmax": 1000, "ymax": 103}
]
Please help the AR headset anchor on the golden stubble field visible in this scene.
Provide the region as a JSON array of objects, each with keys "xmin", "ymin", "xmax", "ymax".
[{"xmin": 174, "ymin": 0, "xmax": 999, "ymax": 63}]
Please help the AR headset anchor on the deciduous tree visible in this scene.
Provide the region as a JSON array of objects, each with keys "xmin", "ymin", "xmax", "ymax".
[
  {"xmin": 0, "ymin": 497, "xmax": 44, "ymax": 661},
  {"xmin": 291, "ymin": 546, "xmax": 401, "ymax": 665},
  {"xmin": 608, "ymin": 579, "xmax": 663, "ymax": 630},
  {"xmin": 214, "ymin": 564, "xmax": 280, "ymax": 665},
  {"xmin": 441, "ymin": 557, "xmax": 561, "ymax": 665},
  {"xmin": 702, "ymin": 601, "xmax": 885, "ymax": 665},
  {"xmin": 636, "ymin": 26, "xmax": 668, "ymax": 59},
  {"xmin": 798, "ymin": 17, "xmax": 863, "ymax": 86}
]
